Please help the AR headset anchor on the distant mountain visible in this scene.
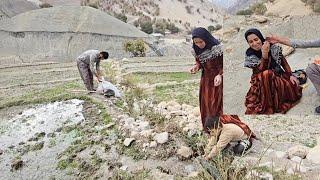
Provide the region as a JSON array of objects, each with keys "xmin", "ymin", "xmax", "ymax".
[{"xmin": 212, "ymin": 0, "xmax": 261, "ymax": 14}]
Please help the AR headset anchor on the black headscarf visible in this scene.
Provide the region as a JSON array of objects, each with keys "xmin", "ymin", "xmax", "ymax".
[
  {"xmin": 192, "ymin": 27, "xmax": 220, "ymax": 56},
  {"xmin": 244, "ymin": 28, "xmax": 284, "ymax": 73},
  {"xmin": 244, "ymin": 28, "xmax": 265, "ymax": 58}
]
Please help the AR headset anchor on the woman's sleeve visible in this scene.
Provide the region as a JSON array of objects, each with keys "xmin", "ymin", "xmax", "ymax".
[{"xmin": 281, "ymin": 57, "xmax": 292, "ymax": 79}]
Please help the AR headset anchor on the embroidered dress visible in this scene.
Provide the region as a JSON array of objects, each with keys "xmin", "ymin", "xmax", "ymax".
[
  {"xmin": 244, "ymin": 29, "xmax": 302, "ymax": 114},
  {"xmin": 193, "ymin": 44, "xmax": 223, "ymax": 129}
]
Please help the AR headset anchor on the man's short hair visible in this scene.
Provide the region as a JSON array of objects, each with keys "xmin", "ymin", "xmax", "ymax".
[
  {"xmin": 100, "ymin": 51, "xmax": 109, "ymax": 59},
  {"xmin": 204, "ymin": 116, "xmax": 220, "ymax": 130}
]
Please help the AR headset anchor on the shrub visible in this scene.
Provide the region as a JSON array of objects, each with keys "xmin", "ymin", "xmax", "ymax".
[
  {"xmin": 87, "ymin": 3, "xmax": 99, "ymax": 9},
  {"xmin": 236, "ymin": 9, "xmax": 253, "ymax": 15},
  {"xmin": 124, "ymin": 39, "xmax": 146, "ymax": 57},
  {"xmin": 154, "ymin": 21, "xmax": 166, "ymax": 34},
  {"xmin": 250, "ymin": 3, "xmax": 267, "ymax": 15},
  {"xmin": 208, "ymin": 24, "xmax": 222, "ymax": 32},
  {"xmin": 39, "ymin": 3, "xmax": 53, "ymax": 8},
  {"xmin": 140, "ymin": 21, "xmax": 153, "ymax": 34},
  {"xmin": 114, "ymin": 13, "xmax": 127, "ymax": 23},
  {"xmin": 166, "ymin": 23, "xmax": 180, "ymax": 33}
]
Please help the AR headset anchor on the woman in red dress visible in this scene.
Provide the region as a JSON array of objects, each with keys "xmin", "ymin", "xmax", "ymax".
[
  {"xmin": 244, "ymin": 28, "xmax": 302, "ymax": 114},
  {"xmin": 190, "ymin": 27, "xmax": 223, "ymax": 131}
]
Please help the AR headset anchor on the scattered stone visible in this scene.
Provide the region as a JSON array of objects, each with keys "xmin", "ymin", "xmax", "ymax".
[
  {"xmin": 18, "ymin": 142, "xmax": 25, "ymax": 145},
  {"xmin": 0, "ymin": 149, "xmax": 3, "ymax": 155},
  {"xmin": 306, "ymin": 145, "xmax": 320, "ymax": 164},
  {"xmin": 28, "ymin": 137, "xmax": 38, "ymax": 142},
  {"xmin": 154, "ymin": 132, "xmax": 169, "ymax": 144},
  {"xmin": 188, "ymin": 171, "xmax": 199, "ymax": 177},
  {"xmin": 177, "ymin": 146, "xmax": 193, "ymax": 159},
  {"xmin": 167, "ymin": 105, "xmax": 181, "ymax": 112},
  {"xmin": 47, "ymin": 133, "xmax": 56, "ymax": 138},
  {"xmin": 157, "ymin": 101, "xmax": 167, "ymax": 109},
  {"xmin": 140, "ymin": 129, "xmax": 153, "ymax": 138},
  {"xmin": 11, "ymin": 159, "xmax": 24, "ymax": 171},
  {"xmin": 253, "ymin": 16, "xmax": 268, "ymax": 23},
  {"xmin": 55, "ymin": 127, "xmax": 63, "ymax": 132},
  {"xmin": 120, "ymin": 165, "xmax": 128, "ymax": 171},
  {"xmin": 192, "ymin": 107, "xmax": 200, "ymax": 117},
  {"xmin": 287, "ymin": 145, "xmax": 309, "ymax": 159},
  {"xmin": 123, "ymin": 138, "xmax": 135, "ymax": 147},
  {"xmin": 105, "ymin": 122, "xmax": 115, "ymax": 128},
  {"xmin": 8, "ymin": 145, "xmax": 15, "ymax": 149},
  {"xmin": 143, "ymin": 143, "xmax": 149, "ymax": 148},
  {"xmin": 31, "ymin": 141, "xmax": 44, "ymax": 151},
  {"xmin": 274, "ymin": 151, "xmax": 286, "ymax": 159},
  {"xmin": 150, "ymin": 141, "xmax": 157, "ymax": 148},
  {"xmin": 287, "ymin": 168, "xmax": 294, "ymax": 175},
  {"xmin": 258, "ymin": 173, "xmax": 273, "ymax": 180},
  {"xmin": 169, "ymin": 110, "xmax": 184, "ymax": 116},
  {"xmin": 184, "ymin": 164, "xmax": 195, "ymax": 174},
  {"xmin": 166, "ymin": 101, "xmax": 180, "ymax": 108}
]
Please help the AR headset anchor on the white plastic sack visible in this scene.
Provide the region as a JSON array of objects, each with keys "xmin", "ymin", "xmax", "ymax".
[{"xmin": 96, "ymin": 80, "xmax": 122, "ymax": 98}]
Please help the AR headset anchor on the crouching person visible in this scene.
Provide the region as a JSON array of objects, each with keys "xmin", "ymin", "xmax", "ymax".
[
  {"xmin": 76, "ymin": 50, "xmax": 109, "ymax": 91},
  {"xmin": 204, "ymin": 115, "xmax": 256, "ymax": 160}
]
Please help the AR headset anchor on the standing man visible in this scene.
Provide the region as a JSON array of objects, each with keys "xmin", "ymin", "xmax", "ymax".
[{"xmin": 76, "ymin": 50, "xmax": 109, "ymax": 91}]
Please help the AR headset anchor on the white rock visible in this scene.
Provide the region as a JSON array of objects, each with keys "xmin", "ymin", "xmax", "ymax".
[
  {"xmin": 169, "ymin": 110, "xmax": 184, "ymax": 116},
  {"xmin": 157, "ymin": 101, "xmax": 167, "ymax": 109},
  {"xmin": 177, "ymin": 146, "xmax": 193, "ymax": 159},
  {"xmin": 105, "ymin": 122, "xmax": 115, "ymax": 128},
  {"xmin": 287, "ymin": 168, "xmax": 294, "ymax": 174},
  {"xmin": 188, "ymin": 171, "xmax": 199, "ymax": 177},
  {"xmin": 143, "ymin": 143, "xmax": 149, "ymax": 148},
  {"xmin": 166, "ymin": 101, "xmax": 180, "ymax": 108},
  {"xmin": 130, "ymin": 131, "xmax": 138, "ymax": 137},
  {"xmin": 184, "ymin": 164, "xmax": 195, "ymax": 174},
  {"xmin": 306, "ymin": 145, "xmax": 320, "ymax": 164},
  {"xmin": 167, "ymin": 105, "xmax": 181, "ymax": 112},
  {"xmin": 140, "ymin": 129, "xmax": 153, "ymax": 138},
  {"xmin": 137, "ymin": 121, "xmax": 150, "ymax": 131},
  {"xmin": 259, "ymin": 162, "xmax": 273, "ymax": 169},
  {"xmin": 182, "ymin": 104, "xmax": 194, "ymax": 112},
  {"xmin": 154, "ymin": 132, "xmax": 169, "ymax": 144},
  {"xmin": 287, "ymin": 145, "xmax": 309, "ymax": 159},
  {"xmin": 274, "ymin": 151, "xmax": 286, "ymax": 159},
  {"xmin": 150, "ymin": 141, "xmax": 157, "ymax": 148},
  {"xmin": 120, "ymin": 165, "xmax": 128, "ymax": 171},
  {"xmin": 123, "ymin": 138, "xmax": 135, "ymax": 146},
  {"xmin": 192, "ymin": 107, "xmax": 200, "ymax": 117},
  {"xmin": 259, "ymin": 173, "xmax": 273, "ymax": 180}
]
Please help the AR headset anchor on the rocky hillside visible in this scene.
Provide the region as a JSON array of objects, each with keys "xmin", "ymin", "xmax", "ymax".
[
  {"xmin": 0, "ymin": 0, "xmax": 38, "ymax": 19},
  {"xmin": 39, "ymin": 0, "xmax": 224, "ymax": 33},
  {"xmin": 221, "ymin": 0, "xmax": 314, "ymax": 16}
]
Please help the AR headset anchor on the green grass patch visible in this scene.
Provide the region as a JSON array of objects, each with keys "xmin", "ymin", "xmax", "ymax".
[
  {"xmin": 123, "ymin": 72, "xmax": 200, "ymax": 84},
  {"xmin": 0, "ymin": 82, "xmax": 89, "ymax": 109},
  {"xmin": 154, "ymin": 83, "xmax": 198, "ymax": 106}
]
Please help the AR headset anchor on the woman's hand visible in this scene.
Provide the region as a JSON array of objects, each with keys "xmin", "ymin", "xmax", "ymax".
[
  {"xmin": 214, "ymin": 74, "xmax": 222, "ymax": 87},
  {"xmin": 290, "ymin": 75, "xmax": 299, "ymax": 85},
  {"xmin": 261, "ymin": 41, "xmax": 270, "ymax": 59},
  {"xmin": 190, "ymin": 65, "xmax": 200, "ymax": 74}
]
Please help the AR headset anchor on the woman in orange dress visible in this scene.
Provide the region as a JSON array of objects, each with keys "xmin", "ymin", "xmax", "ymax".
[
  {"xmin": 244, "ymin": 28, "xmax": 302, "ymax": 114},
  {"xmin": 190, "ymin": 27, "xmax": 223, "ymax": 131}
]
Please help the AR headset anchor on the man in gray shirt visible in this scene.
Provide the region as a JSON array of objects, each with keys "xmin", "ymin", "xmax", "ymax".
[
  {"xmin": 76, "ymin": 50, "xmax": 109, "ymax": 91},
  {"xmin": 267, "ymin": 35, "xmax": 320, "ymax": 113}
]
